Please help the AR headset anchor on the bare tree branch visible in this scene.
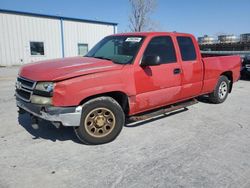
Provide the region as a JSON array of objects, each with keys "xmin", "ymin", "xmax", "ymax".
[{"xmin": 128, "ymin": 0, "xmax": 157, "ymax": 32}]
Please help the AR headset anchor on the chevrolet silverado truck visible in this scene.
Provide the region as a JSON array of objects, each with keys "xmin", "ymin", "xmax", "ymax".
[{"xmin": 16, "ymin": 32, "xmax": 241, "ymax": 144}]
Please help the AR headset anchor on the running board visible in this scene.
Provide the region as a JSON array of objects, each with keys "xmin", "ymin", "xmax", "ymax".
[{"xmin": 128, "ymin": 99, "xmax": 198, "ymax": 122}]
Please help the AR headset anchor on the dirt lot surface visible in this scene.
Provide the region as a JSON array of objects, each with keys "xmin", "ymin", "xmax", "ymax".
[{"xmin": 0, "ymin": 66, "xmax": 250, "ymax": 188}]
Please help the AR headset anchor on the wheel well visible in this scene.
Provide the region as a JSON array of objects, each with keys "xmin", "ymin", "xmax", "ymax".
[
  {"xmin": 221, "ymin": 71, "xmax": 233, "ymax": 93},
  {"xmin": 79, "ymin": 91, "xmax": 129, "ymax": 115}
]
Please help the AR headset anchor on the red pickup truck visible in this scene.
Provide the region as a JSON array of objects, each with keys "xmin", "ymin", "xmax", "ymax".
[{"xmin": 16, "ymin": 32, "xmax": 241, "ymax": 144}]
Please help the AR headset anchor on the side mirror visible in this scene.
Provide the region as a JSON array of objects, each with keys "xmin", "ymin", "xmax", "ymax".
[{"xmin": 141, "ymin": 55, "xmax": 161, "ymax": 66}]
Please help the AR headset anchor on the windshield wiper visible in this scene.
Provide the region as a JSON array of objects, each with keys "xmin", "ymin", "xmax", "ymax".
[
  {"xmin": 93, "ymin": 56, "xmax": 111, "ymax": 60},
  {"xmin": 93, "ymin": 56, "xmax": 122, "ymax": 64}
]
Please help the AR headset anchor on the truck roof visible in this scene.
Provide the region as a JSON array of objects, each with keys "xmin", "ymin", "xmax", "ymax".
[{"xmin": 112, "ymin": 32, "xmax": 193, "ymax": 37}]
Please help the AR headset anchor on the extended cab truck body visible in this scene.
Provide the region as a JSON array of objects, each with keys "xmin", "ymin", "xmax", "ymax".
[{"xmin": 16, "ymin": 32, "xmax": 241, "ymax": 144}]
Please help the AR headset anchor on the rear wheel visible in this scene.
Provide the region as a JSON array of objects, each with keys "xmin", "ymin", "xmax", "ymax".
[
  {"xmin": 208, "ymin": 75, "xmax": 230, "ymax": 104},
  {"xmin": 74, "ymin": 96, "xmax": 125, "ymax": 145}
]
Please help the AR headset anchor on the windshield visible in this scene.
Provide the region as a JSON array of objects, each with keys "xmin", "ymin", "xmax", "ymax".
[{"xmin": 86, "ymin": 36, "xmax": 145, "ymax": 64}]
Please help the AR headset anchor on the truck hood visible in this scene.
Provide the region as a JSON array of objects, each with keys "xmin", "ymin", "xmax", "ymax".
[{"xmin": 19, "ymin": 57, "xmax": 124, "ymax": 81}]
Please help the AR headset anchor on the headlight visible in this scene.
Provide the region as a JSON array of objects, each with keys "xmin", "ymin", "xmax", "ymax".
[
  {"xmin": 32, "ymin": 82, "xmax": 54, "ymax": 105},
  {"xmin": 35, "ymin": 82, "xmax": 54, "ymax": 93},
  {"xmin": 30, "ymin": 95, "xmax": 52, "ymax": 105}
]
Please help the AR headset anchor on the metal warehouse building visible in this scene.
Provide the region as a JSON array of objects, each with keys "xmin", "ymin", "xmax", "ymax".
[{"xmin": 0, "ymin": 9, "xmax": 117, "ymax": 66}]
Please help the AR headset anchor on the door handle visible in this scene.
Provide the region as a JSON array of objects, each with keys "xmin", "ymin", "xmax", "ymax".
[{"xmin": 173, "ymin": 68, "xmax": 181, "ymax": 75}]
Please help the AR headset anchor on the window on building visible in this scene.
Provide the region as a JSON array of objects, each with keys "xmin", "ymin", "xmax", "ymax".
[
  {"xmin": 78, "ymin": 43, "xmax": 88, "ymax": 56},
  {"xmin": 177, "ymin": 37, "xmax": 197, "ymax": 61},
  {"xmin": 143, "ymin": 36, "xmax": 177, "ymax": 64},
  {"xmin": 30, "ymin": 42, "xmax": 44, "ymax": 56}
]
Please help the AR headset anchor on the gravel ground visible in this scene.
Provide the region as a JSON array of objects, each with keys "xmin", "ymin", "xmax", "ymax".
[{"xmin": 0, "ymin": 66, "xmax": 250, "ymax": 188}]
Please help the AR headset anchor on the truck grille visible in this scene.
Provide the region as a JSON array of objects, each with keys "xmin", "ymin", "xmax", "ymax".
[
  {"xmin": 16, "ymin": 89, "xmax": 32, "ymax": 100},
  {"xmin": 15, "ymin": 77, "xmax": 36, "ymax": 102}
]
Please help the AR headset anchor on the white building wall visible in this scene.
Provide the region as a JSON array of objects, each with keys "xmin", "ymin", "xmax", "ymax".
[
  {"xmin": 0, "ymin": 12, "xmax": 116, "ymax": 66},
  {"xmin": 0, "ymin": 13, "xmax": 62, "ymax": 66},
  {"xmin": 63, "ymin": 20, "xmax": 115, "ymax": 57}
]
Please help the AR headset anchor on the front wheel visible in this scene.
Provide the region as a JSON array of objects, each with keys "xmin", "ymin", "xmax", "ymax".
[
  {"xmin": 74, "ymin": 96, "xmax": 125, "ymax": 145},
  {"xmin": 208, "ymin": 75, "xmax": 230, "ymax": 104}
]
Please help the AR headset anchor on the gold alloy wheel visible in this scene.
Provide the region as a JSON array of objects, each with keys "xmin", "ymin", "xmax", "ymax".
[{"xmin": 84, "ymin": 107, "xmax": 116, "ymax": 138}]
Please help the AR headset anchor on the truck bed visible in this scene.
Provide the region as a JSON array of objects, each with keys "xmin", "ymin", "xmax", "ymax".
[{"xmin": 201, "ymin": 55, "xmax": 241, "ymax": 94}]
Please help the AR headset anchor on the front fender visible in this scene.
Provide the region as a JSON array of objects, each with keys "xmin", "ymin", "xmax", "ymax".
[{"xmin": 52, "ymin": 69, "xmax": 134, "ymax": 107}]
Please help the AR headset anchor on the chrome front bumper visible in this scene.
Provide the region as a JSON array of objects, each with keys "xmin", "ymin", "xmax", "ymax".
[{"xmin": 16, "ymin": 98, "xmax": 82, "ymax": 127}]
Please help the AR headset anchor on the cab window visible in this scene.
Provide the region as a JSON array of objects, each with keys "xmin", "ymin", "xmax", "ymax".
[
  {"xmin": 143, "ymin": 36, "xmax": 177, "ymax": 64},
  {"xmin": 177, "ymin": 36, "xmax": 197, "ymax": 61}
]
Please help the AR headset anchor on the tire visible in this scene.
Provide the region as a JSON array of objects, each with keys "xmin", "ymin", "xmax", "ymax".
[
  {"xmin": 74, "ymin": 96, "xmax": 125, "ymax": 145},
  {"xmin": 208, "ymin": 75, "xmax": 230, "ymax": 104}
]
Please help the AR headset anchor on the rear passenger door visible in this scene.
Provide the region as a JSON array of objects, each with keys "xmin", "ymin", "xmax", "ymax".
[
  {"xmin": 176, "ymin": 36, "xmax": 203, "ymax": 99},
  {"xmin": 134, "ymin": 36, "xmax": 182, "ymax": 113}
]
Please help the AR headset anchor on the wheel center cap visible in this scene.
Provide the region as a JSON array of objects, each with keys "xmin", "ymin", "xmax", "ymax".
[{"xmin": 95, "ymin": 115, "xmax": 106, "ymax": 127}]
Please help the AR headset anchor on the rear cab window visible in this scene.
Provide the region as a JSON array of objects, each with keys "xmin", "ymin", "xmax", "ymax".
[
  {"xmin": 177, "ymin": 36, "xmax": 197, "ymax": 61},
  {"xmin": 143, "ymin": 36, "xmax": 177, "ymax": 64}
]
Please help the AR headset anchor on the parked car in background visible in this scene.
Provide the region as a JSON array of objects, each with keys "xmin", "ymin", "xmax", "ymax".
[
  {"xmin": 16, "ymin": 32, "xmax": 241, "ymax": 144},
  {"xmin": 241, "ymin": 55, "xmax": 250, "ymax": 79}
]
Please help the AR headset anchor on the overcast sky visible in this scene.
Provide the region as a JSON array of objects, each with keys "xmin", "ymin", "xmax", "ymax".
[{"xmin": 0, "ymin": 0, "xmax": 250, "ymax": 37}]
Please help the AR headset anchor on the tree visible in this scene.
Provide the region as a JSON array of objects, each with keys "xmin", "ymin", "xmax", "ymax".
[{"xmin": 128, "ymin": 0, "xmax": 157, "ymax": 32}]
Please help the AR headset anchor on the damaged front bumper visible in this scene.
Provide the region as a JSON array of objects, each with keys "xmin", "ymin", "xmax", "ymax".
[{"xmin": 16, "ymin": 98, "xmax": 82, "ymax": 127}]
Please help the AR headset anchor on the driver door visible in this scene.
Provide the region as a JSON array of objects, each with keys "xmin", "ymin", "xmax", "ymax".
[{"xmin": 134, "ymin": 36, "xmax": 182, "ymax": 113}]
